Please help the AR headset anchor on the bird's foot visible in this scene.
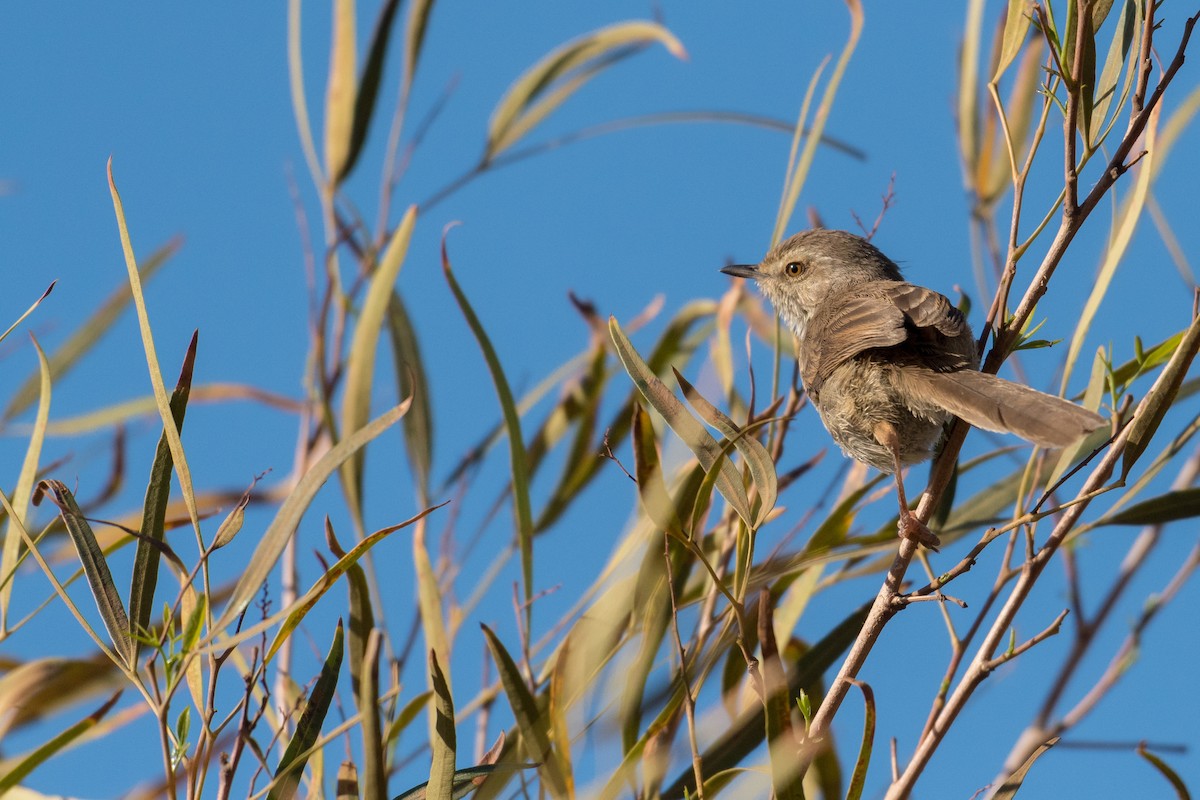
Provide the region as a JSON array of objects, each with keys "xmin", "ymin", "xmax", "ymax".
[{"xmin": 899, "ymin": 511, "xmax": 940, "ymax": 551}]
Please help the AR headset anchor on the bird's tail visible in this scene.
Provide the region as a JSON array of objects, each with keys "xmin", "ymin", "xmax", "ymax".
[{"xmin": 901, "ymin": 368, "xmax": 1105, "ymax": 449}]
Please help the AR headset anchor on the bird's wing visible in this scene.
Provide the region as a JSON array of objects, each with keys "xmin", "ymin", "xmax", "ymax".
[{"xmin": 801, "ymin": 281, "xmax": 973, "ymax": 391}]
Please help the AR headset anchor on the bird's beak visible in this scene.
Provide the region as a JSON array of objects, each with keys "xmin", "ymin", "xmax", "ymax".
[{"xmin": 721, "ymin": 264, "xmax": 759, "ymax": 279}]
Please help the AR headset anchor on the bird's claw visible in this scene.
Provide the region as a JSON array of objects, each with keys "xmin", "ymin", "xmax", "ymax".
[{"xmin": 899, "ymin": 512, "xmax": 941, "ymax": 551}]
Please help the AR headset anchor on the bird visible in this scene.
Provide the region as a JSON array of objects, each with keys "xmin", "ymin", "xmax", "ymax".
[{"xmin": 721, "ymin": 228, "xmax": 1105, "ymax": 547}]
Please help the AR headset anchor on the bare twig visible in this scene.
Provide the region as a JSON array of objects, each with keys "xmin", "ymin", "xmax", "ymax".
[
  {"xmin": 984, "ymin": 608, "xmax": 1069, "ymax": 670},
  {"xmin": 665, "ymin": 536, "xmax": 705, "ymax": 799}
]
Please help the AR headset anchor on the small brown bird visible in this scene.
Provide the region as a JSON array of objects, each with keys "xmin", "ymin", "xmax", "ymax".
[{"xmin": 722, "ymin": 229, "xmax": 1105, "ymax": 547}]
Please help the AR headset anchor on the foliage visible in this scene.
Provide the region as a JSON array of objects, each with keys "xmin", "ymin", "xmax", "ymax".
[{"xmin": 1, "ymin": 2, "xmax": 1198, "ymax": 799}]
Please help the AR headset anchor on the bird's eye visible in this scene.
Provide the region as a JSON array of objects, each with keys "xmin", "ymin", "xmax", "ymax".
[{"xmin": 785, "ymin": 261, "xmax": 804, "ymax": 276}]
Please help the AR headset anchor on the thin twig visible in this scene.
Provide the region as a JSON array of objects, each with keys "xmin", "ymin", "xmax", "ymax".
[{"xmin": 665, "ymin": 535, "xmax": 705, "ymax": 799}]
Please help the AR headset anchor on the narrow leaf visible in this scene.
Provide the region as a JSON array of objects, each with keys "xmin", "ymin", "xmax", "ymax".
[
  {"xmin": 443, "ymin": 236, "xmax": 535, "ymax": 629},
  {"xmin": 992, "ymin": 737, "xmax": 1060, "ymax": 799},
  {"xmin": 359, "ymin": 629, "xmax": 386, "ymax": 800},
  {"xmin": 674, "ymin": 368, "xmax": 778, "ymax": 527},
  {"xmin": 427, "ymin": 649, "xmax": 456, "ymax": 800},
  {"xmin": 631, "ymin": 403, "xmax": 685, "ymax": 536},
  {"xmin": 993, "ymin": 0, "xmax": 1033, "ymax": 81},
  {"xmin": 341, "ymin": 205, "xmax": 418, "ymax": 525},
  {"xmin": 403, "ymin": 0, "xmax": 435, "ymax": 105},
  {"xmin": 324, "ymin": 0, "xmax": 357, "ymax": 188},
  {"xmin": 1124, "ymin": 308, "xmax": 1200, "ymax": 479},
  {"xmin": 958, "ymin": 0, "xmax": 986, "ymax": 175},
  {"xmin": 0, "ymin": 691, "xmax": 121, "ymax": 793},
  {"xmin": 216, "ymin": 399, "xmax": 411, "ymax": 637},
  {"xmin": 32, "ymin": 481, "xmax": 133, "ymax": 667},
  {"xmin": 5, "ymin": 243, "xmax": 176, "ymax": 422},
  {"xmin": 129, "ymin": 331, "xmax": 196, "ymax": 652},
  {"xmin": 108, "ymin": 161, "xmax": 202, "ymax": 554},
  {"xmin": 388, "ymin": 292, "xmax": 434, "ymax": 502},
  {"xmin": 384, "ymin": 690, "xmax": 433, "ymax": 746},
  {"xmin": 0, "ymin": 281, "xmax": 55, "ymax": 349},
  {"xmin": 0, "ymin": 334, "xmax": 52, "ymax": 626},
  {"xmin": 269, "ymin": 620, "xmax": 344, "ymax": 800},
  {"xmin": 288, "ymin": 0, "xmax": 324, "ymax": 185},
  {"xmin": 265, "ymin": 500, "xmax": 443, "ymax": 662},
  {"xmin": 481, "ymin": 624, "xmax": 568, "ymax": 797},
  {"xmin": 1089, "ymin": 0, "xmax": 1137, "ymax": 146},
  {"xmin": 845, "ymin": 681, "xmax": 876, "ymax": 800},
  {"xmin": 486, "ymin": 20, "xmax": 685, "ymax": 160},
  {"xmin": 395, "ymin": 764, "xmax": 538, "ymax": 800},
  {"xmin": 1137, "ymin": 743, "xmax": 1192, "ymax": 800},
  {"xmin": 1103, "ymin": 487, "xmax": 1200, "ymax": 526},
  {"xmin": 1062, "ymin": 103, "xmax": 1159, "ymax": 393},
  {"xmin": 609, "ymin": 317, "xmax": 753, "ymax": 527},
  {"xmin": 339, "ymin": 0, "xmax": 403, "ymax": 182}
]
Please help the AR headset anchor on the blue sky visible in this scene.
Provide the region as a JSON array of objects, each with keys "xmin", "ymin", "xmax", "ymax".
[{"xmin": 2, "ymin": 2, "xmax": 1198, "ymax": 798}]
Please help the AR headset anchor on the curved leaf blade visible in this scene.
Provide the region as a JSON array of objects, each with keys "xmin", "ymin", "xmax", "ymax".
[
  {"xmin": 609, "ymin": 317, "xmax": 753, "ymax": 527},
  {"xmin": 486, "ymin": 20, "xmax": 685, "ymax": 160}
]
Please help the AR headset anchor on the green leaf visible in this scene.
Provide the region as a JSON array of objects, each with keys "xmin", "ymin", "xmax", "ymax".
[
  {"xmin": 1089, "ymin": 0, "xmax": 1137, "ymax": 146},
  {"xmin": 609, "ymin": 317, "xmax": 753, "ymax": 527},
  {"xmin": 388, "ymin": 291, "xmax": 434, "ymax": 503},
  {"xmin": 129, "ymin": 331, "xmax": 197, "ymax": 654},
  {"xmin": 993, "ymin": 0, "xmax": 1034, "ymax": 81},
  {"xmin": 328, "ymin": 517, "xmax": 375, "ymax": 706},
  {"xmin": 269, "ymin": 620, "xmax": 344, "ymax": 800},
  {"xmin": 0, "ymin": 332, "xmax": 52, "ymax": 627},
  {"xmin": 215, "ymin": 398, "xmax": 411, "ymax": 638},
  {"xmin": 3, "ymin": 241, "xmax": 175, "ymax": 422},
  {"xmin": 631, "ymin": 403, "xmax": 685, "ymax": 536},
  {"xmin": 395, "ymin": 763, "xmax": 539, "ymax": 800},
  {"xmin": 1137, "ymin": 742, "xmax": 1192, "ymax": 800},
  {"xmin": 266, "ymin": 502, "xmax": 444, "ymax": 662},
  {"xmin": 1124, "ymin": 307, "xmax": 1200, "ymax": 479},
  {"xmin": 385, "ymin": 690, "xmax": 434, "ymax": 746},
  {"xmin": 1102, "ymin": 487, "xmax": 1200, "ymax": 526},
  {"xmin": 481, "ymin": 624, "xmax": 568, "ymax": 797},
  {"xmin": 1110, "ymin": 330, "xmax": 1185, "ymax": 393},
  {"xmin": 845, "ymin": 681, "xmax": 876, "ymax": 800},
  {"xmin": 0, "ymin": 691, "xmax": 121, "ymax": 793},
  {"xmin": 359, "ymin": 630, "xmax": 386, "ymax": 800},
  {"xmin": 660, "ymin": 602, "xmax": 871, "ymax": 800},
  {"xmin": 109, "ymin": 160, "xmax": 202, "ymax": 563},
  {"xmin": 674, "ymin": 368, "xmax": 778, "ymax": 528},
  {"xmin": 486, "ymin": 20, "xmax": 685, "ymax": 161},
  {"xmin": 324, "ymin": 0, "xmax": 357, "ymax": 187},
  {"xmin": 338, "ymin": 0, "xmax": 404, "ymax": 183},
  {"xmin": 443, "ymin": 235, "xmax": 535, "ymax": 630},
  {"xmin": 32, "ymin": 480, "xmax": 133, "ymax": 668},
  {"xmin": 341, "ymin": 205, "xmax": 418, "ymax": 526},
  {"xmin": 427, "ymin": 649, "xmax": 456, "ymax": 800},
  {"xmin": 1076, "ymin": 4, "xmax": 1098, "ymax": 139},
  {"xmin": 992, "ymin": 737, "xmax": 1059, "ymax": 799}
]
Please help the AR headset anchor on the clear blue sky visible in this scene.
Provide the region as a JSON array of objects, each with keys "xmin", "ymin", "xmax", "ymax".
[{"xmin": 2, "ymin": 3, "xmax": 1197, "ymax": 798}]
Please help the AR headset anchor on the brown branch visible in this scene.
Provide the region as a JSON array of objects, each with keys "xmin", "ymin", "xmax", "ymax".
[
  {"xmin": 1063, "ymin": 0, "xmax": 1089, "ymax": 220},
  {"xmin": 1130, "ymin": 0, "xmax": 1156, "ymax": 119},
  {"xmin": 989, "ymin": 13, "xmax": 1198, "ymax": 372},
  {"xmin": 993, "ymin": 445, "xmax": 1200, "ymax": 779},
  {"xmin": 984, "ymin": 608, "xmax": 1069, "ymax": 670},
  {"xmin": 887, "ymin": 298, "xmax": 1198, "ymax": 795}
]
